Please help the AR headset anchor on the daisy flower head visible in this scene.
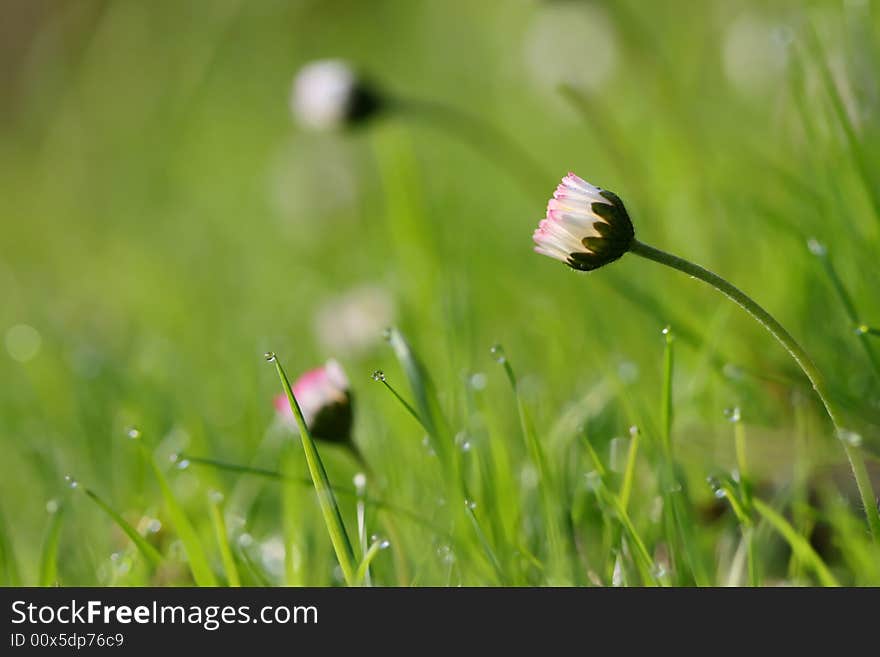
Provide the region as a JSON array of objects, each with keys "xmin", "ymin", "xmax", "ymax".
[
  {"xmin": 290, "ymin": 59, "xmax": 382, "ymax": 131},
  {"xmin": 274, "ymin": 359, "xmax": 353, "ymax": 445},
  {"xmin": 533, "ymin": 172, "xmax": 634, "ymax": 271}
]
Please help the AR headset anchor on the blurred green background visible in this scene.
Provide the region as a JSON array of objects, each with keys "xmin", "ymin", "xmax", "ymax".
[{"xmin": 2, "ymin": 0, "xmax": 880, "ymax": 585}]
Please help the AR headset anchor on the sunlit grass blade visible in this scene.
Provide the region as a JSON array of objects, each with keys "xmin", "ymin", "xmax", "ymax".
[
  {"xmin": 82, "ymin": 488, "xmax": 162, "ymax": 568},
  {"xmin": 619, "ymin": 426, "xmax": 640, "ymax": 511},
  {"xmin": 659, "ymin": 328, "xmax": 709, "ymax": 586},
  {"xmin": 237, "ymin": 545, "xmax": 272, "ymax": 586},
  {"xmin": 709, "ymin": 474, "xmax": 758, "ymax": 587},
  {"xmin": 207, "ymin": 491, "xmax": 240, "ymax": 587},
  {"xmin": 801, "ymin": 22, "xmax": 880, "ymax": 224},
  {"xmin": 373, "ymin": 370, "xmax": 506, "ymax": 583},
  {"xmin": 385, "ymin": 328, "xmax": 447, "ymax": 456},
  {"xmin": 268, "ymin": 352, "xmax": 357, "ymax": 586},
  {"xmin": 131, "ymin": 441, "xmax": 218, "ymax": 586},
  {"xmin": 355, "ymin": 538, "xmax": 389, "ymax": 586},
  {"xmin": 492, "ymin": 343, "xmax": 568, "ymax": 582},
  {"xmin": 464, "ymin": 502, "xmax": 506, "ymax": 585},
  {"xmin": 810, "ymin": 244, "xmax": 880, "ymax": 381},
  {"xmin": 752, "ymin": 497, "xmax": 839, "ymax": 587},
  {"xmin": 582, "ymin": 434, "xmax": 658, "ymax": 586},
  {"xmin": 38, "ymin": 503, "xmax": 65, "ymax": 586},
  {"xmin": 280, "ymin": 446, "xmax": 307, "ymax": 586}
]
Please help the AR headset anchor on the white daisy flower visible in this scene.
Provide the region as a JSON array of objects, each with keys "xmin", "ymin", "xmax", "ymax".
[
  {"xmin": 290, "ymin": 59, "xmax": 381, "ymax": 131},
  {"xmin": 533, "ymin": 172, "xmax": 634, "ymax": 271}
]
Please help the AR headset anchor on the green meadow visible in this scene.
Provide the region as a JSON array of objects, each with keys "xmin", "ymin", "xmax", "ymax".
[{"xmin": 2, "ymin": 0, "xmax": 880, "ymax": 586}]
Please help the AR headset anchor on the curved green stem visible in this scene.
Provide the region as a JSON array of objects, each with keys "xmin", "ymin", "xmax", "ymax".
[{"xmin": 629, "ymin": 239, "xmax": 880, "ymax": 542}]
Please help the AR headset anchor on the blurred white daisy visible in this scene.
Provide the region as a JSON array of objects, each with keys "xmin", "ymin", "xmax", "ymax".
[
  {"xmin": 313, "ymin": 285, "xmax": 395, "ymax": 356},
  {"xmin": 524, "ymin": 3, "xmax": 618, "ymax": 97},
  {"xmin": 290, "ymin": 59, "xmax": 381, "ymax": 131}
]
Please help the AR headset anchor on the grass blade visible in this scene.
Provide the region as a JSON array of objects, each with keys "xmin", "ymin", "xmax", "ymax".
[
  {"xmin": 619, "ymin": 427, "xmax": 640, "ymax": 511},
  {"xmin": 268, "ymin": 352, "xmax": 357, "ymax": 586},
  {"xmin": 752, "ymin": 497, "xmax": 839, "ymax": 587},
  {"xmin": 137, "ymin": 447, "xmax": 217, "ymax": 586},
  {"xmin": 208, "ymin": 491, "xmax": 240, "ymax": 587},
  {"xmin": 355, "ymin": 539, "xmax": 389, "ymax": 585},
  {"xmin": 385, "ymin": 328, "xmax": 448, "ymax": 457},
  {"xmin": 374, "ymin": 370, "xmax": 507, "ymax": 583},
  {"xmin": 38, "ymin": 503, "xmax": 65, "ymax": 586},
  {"xmin": 82, "ymin": 488, "xmax": 163, "ymax": 567},
  {"xmin": 801, "ymin": 23, "xmax": 880, "ymax": 224},
  {"xmin": 659, "ymin": 329, "xmax": 709, "ymax": 586},
  {"xmin": 811, "ymin": 244, "xmax": 880, "ymax": 382},
  {"xmin": 493, "ymin": 344, "xmax": 568, "ymax": 582}
]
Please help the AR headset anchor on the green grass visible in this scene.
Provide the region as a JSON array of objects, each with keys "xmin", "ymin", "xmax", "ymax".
[{"xmin": 2, "ymin": 0, "xmax": 880, "ymax": 586}]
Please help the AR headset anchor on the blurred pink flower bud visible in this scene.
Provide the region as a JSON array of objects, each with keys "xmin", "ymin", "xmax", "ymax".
[{"xmin": 274, "ymin": 359, "xmax": 353, "ymax": 445}]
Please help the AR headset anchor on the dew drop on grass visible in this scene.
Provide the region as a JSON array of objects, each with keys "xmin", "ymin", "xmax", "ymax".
[
  {"xmin": 651, "ymin": 563, "xmax": 668, "ymax": 581},
  {"xmin": 264, "ymin": 351, "xmax": 276, "ymax": 362},
  {"xmin": 46, "ymin": 499, "xmax": 60, "ymax": 514},
  {"xmin": 209, "ymin": 490, "xmax": 224, "ymax": 505},
  {"xmin": 722, "ymin": 363, "xmax": 744, "ymax": 380},
  {"xmin": 469, "ymin": 372, "xmax": 487, "ymax": 390},
  {"xmin": 807, "ymin": 238, "xmax": 827, "ymax": 257},
  {"xmin": 489, "ymin": 344, "xmax": 506, "ymax": 364},
  {"xmin": 353, "ymin": 472, "xmax": 367, "ymax": 493},
  {"xmin": 724, "ymin": 406, "xmax": 741, "ymax": 422},
  {"xmin": 126, "ymin": 427, "xmax": 141, "ymax": 440},
  {"xmin": 370, "ymin": 534, "xmax": 391, "ymax": 550},
  {"xmin": 176, "ymin": 458, "xmax": 191, "ymax": 470},
  {"xmin": 617, "ymin": 361, "xmax": 639, "ymax": 383},
  {"xmin": 838, "ymin": 430, "xmax": 863, "ymax": 447},
  {"xmin": 146, "ymin": 519, "xmax": 162, "ymax": 533},
  {"xmin": 371, "ymin": 370, "xmax": 385, "ymax": 382},
  {"xmin": 855, "ymin": 325, "xmax": 869, "ymax": 336},
  {"xmin": 436, "ymin": 544, "xmax": 455, "ymax": 565},
  {"xmin": 706, "ymin": 476, "xmax": 726, "ymax": 498},
  {"xmin": 64, "ymin": 474, "xmax": 78, "ymax": 489},
  {"xmin": 238, "ymin": 533, "xmax": 254, "ymax": 548},
  {"xmin": 465, "ymin": 499, "xmax": 477, "ymax": 511},
  {"xmin": 661, "ymin": 326, "xmax": 671, "ymax": 336}
]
